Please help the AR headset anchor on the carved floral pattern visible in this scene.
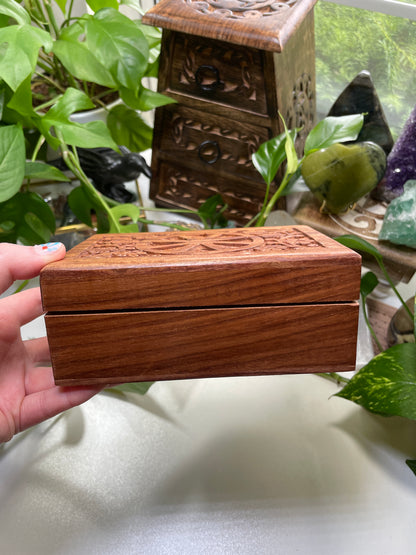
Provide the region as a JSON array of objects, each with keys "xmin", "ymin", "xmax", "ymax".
[
  {"xmin": 78, "ymin": 228, "xmax": 324, "ymax": 258},
  {"xmin": 186, "ymin": 0, "xmax": 298, "ymax": 19},
  {"xmin": 285, "ymin": 73, "xmax": 315, "ymax": 153},
  {"xmin": 178, "ymin": 37, "xmax": 261, "ymax": 104},
  {"xmin": 168, "ymin": 112, "xmax": 264, "ymax": 169},
  {"xmin": 161, "ymin": 166, "xmax": 262, "ymax": 222}
]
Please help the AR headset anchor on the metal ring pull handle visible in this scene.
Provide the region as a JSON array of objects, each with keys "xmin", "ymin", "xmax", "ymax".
[
  {"xmin": 198, "ymin": 140, "xmax": 221, "ymax": 165},
  {"xmin": 195, "ymin": 65, "xmax": 222, "ymax": 92}
]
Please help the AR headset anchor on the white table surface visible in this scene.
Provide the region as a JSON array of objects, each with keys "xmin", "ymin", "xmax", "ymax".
[{"xmin": 1, "ymin": 173, "xmax": 416, "ymax": 554}]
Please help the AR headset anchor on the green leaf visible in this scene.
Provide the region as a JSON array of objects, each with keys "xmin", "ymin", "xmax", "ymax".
[
  {"xmin": 53, "ymin": 38, "xmax": 116, "ymax": 90},
  {"xmin": 406, "ymin": 459, "xmax": 416, "ymax": 477},
  {"xmin": 304, "ymin": 114, "xmax": 364, "ymax": 155},
  {"xmin": 68, "ymin": 185, "xmax": 110, "ymax": 233},
  {"xmin": 252, "ymin": 131, "xmax": 288, "ymax": 187},
  {"xmin": 54, "ymin": 0, "xmax": 68, "ymax": 13},
  {"xmin": 197, "ymin": 194, "xmax": 229, "ymax": 229},
  {"xmin": 25, "ymin": 161, "xmax": 69, "ymax": 182},
  {"xmin": 335, "ymin": 234, "xmax": 382, "ymax": 264},
  {"xmin": 67, "ymin": 186, "xmax": 94, "ymax": 228},
  {"xmin": 336, "ymin": 343, "xmax": 416, "ymax": 419},
  {"xmin": 360, "ymin": 271, "xmax": 379, "ymax": 298},
  {"xmin": 0, "ymin": 125, "xmax": 25, "ymax": 202},
  {"xmin": 84, "ymin": 9, "xmax": 149, "ymax": 93},
  {"xmin": 109, "ymin": 203, "xmax": 143, "ymax": 232},
  {"xmin": 0, "ymin": 25, "xmax": 52, "ymax": 90},
  {"xmin": 6, "ymin": 76, "xmax": 35, "ymax": 118},
  {"xmin": 0, "ymin": 191, "xmax": 55, "ymax": 245},
  {"xmin": 38, "ymin": 88, "xmax": 118, "ymax": 150},
  {"xmin": 43, "ymin": 87, "xmax": 95, "ymax": 120},
  {"xmin": 87, "ymin": 0, "xmax": 119, "ymax": 10},
  {"xmin": 280, "ymin": 114, "xmax": 298, "ymax": 174},
  {"xmin": 107, "ymin": 104, "xmax": 153, "ymax": 152},
  {"xmin": 121, "ymin": 0, "xmax": 146, "ymax": 15},
  {"xmin": 0, "ymin": 0, "xmax": 30, "ymax": 25},
  {"xmin": 110, "ymin": 381, "xmax": 155, "ymax": 395},
  {"xmin": 120, "ymin": 85, "xmax": 176, "ymax": 112}
]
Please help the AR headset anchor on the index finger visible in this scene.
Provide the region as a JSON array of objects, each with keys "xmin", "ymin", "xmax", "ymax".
[{"xmin": 0, "ymin": 242, "xmax": 66, "ymax": 294}]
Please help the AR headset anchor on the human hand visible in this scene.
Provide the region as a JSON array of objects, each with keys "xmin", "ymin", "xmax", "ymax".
[{"xmin": 0, "ymin": 242, "xmax": 103, "ymax": 443}]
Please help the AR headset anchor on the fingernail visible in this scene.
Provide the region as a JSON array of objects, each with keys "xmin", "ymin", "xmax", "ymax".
[{"xmin": 35, "ymin": 242, "xmax": 63, "ymax": 254}]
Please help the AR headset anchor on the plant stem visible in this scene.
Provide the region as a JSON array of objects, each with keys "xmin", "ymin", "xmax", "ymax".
[
  {"xmin": 317, "ymin": 372, "xmax": 351, "ymax": 385},
  {"xmin": 134, "ymin": 218, "xmax": 193, "ymax": 231},
  {"xmin": 56, "ymin": 134, "xmax": 122, "ymax": 234},
  {"xmin": 255, "ymin": 170, "xmax": 293, "ymax": 227},
  {"xmin": 361, "ymin": 294, "xmax": 383, "ymax": 352},
  {"xmin": 13, "ymin": 280, "xmax": 29, "ymax": 294},
  {"xmin": 43, "ymin": 0, "xmax": 61, "ymax": 39},
  {"xmin": 378, "ymin": 259, "xmax": 413, "ymax": 321},
  {"xmin": 34, "ymin": 71, "xmax": 67, "ymax": 95}
]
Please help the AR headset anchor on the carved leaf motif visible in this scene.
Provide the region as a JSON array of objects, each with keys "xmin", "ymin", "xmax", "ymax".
[
  {"xmin": 178, "ymin": 39, "xmax": 258, "ymax": 101},
  {"xmin": 185, "ymin": 0, "xmax": 299, "ymax": 19}
]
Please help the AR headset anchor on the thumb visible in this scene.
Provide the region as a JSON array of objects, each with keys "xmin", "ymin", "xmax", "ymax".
[{"xmin": 0, "ymin": 242, "xmax": 66, "ymax": 293}]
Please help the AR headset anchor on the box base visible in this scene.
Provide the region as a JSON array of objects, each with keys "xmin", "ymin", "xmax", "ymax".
[{"xmin": 46, "ymin": 303, "xmax": 359, "ymax": 386}]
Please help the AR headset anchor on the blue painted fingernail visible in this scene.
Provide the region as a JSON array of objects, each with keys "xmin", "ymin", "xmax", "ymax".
[{"xmin": 35, "ymin": 242, "xmax": 63, "ymax": 254}]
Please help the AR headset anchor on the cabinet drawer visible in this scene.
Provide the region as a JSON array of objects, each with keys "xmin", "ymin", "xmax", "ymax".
[
  {"xmin": 150, "ymin": 161, "xmax": 266, "ymax": 224},
  {"xmin": 164, "ymin": 32, "xmax": 268, "ymax": 115},
  {"xmin": 157, "ymin": 105, "xmax": 270, "ymax": 182}
]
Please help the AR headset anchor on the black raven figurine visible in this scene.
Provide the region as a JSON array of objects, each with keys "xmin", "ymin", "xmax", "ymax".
[{"xmin": 50, "ymin": 146, "xmax": 152, "ymax": 203}]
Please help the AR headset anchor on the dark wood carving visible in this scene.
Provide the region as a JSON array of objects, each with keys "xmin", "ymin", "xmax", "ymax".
[
  {"xmin": 144, "ymin": 0, "xmax": 317, "ymax": 223},
  {"xmin": 143, "ymin": 0, "xmax": 318, "ymax": 52}
]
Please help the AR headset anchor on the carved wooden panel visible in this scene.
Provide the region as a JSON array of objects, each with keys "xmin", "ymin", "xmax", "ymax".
[
  {"xmin": 155, "ymin": 162, "xmax": 267, "ymax": 223},
  {"xmin": 41, "ymin": 226, "xmax": 361, "ymax": 313},
  {"xmin": 158, "ymin": 105, "xmax": 269, "ymax": 180},
  {"xmin": 166, "ymin": 33, "xmax": 268, "ymax": 114}
]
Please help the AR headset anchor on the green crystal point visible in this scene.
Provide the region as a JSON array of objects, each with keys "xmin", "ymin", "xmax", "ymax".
[
  {"xmin": 379, "ymin": 180, "xmax": 416, "ymax": 249},
  {"xmin": 301, "ymin": 141, "xmax": 386, "ymax": 213}
]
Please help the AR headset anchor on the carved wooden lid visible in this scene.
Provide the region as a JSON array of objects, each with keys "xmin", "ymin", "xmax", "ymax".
[
  {"xmin": 40, "ymin": 226, "xmax": 361, "ymax": 312},
  {"xmin": 142, "ymin": 0, "xmax": 317, "ymax": 52}
]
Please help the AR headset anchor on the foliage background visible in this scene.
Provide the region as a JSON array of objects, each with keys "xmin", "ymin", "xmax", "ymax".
[{"xmin": 315, "ymin": 1, "xmax": 416, "ymax": 138}]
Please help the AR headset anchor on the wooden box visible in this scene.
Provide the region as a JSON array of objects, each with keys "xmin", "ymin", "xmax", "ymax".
[
  {"xmin": 142, "ymin": 0, "xmax": 317, "ymax": 224},
  {"xmin": 40, "ymin": 226, "xmax": 361, "ymax": 386}
]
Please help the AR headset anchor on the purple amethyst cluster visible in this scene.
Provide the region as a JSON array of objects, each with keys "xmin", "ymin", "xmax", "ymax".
[{"xmin": 382, "ymin": 104, "xmax": 416, "ymax": 201}]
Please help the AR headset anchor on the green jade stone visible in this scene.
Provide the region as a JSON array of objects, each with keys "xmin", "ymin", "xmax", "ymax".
[
  {"xmin": 301, "ymin": 141, "xmax": 386, "ymax": 213},
  {"xmin": 379, "ymin": 180, "xmax": 416, "ymax": 249}
]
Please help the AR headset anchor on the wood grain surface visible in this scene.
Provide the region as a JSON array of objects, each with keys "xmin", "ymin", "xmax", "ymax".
[
  {"xmin": 46, "ymin": 303, "xmax": 359, "ymax": 385},
  {"xmin": 142, "ymin": 0, "xmax": 318, "ymax": 52},
  {"xmin": 40, "ymin": 226, "xmax": 361, "ymax": 312},
  {"xmin": 147, "ymin": 11, "xmax": 316, "ymax": 223},
  {"xmin": 42, "ymin": 226, "xmax": 360, "ymax": 385}
]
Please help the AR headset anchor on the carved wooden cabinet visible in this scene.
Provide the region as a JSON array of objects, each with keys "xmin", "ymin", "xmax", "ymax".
[{"xmin": 143, "ymin": 0, "xmax": 318, "ymax": 224}]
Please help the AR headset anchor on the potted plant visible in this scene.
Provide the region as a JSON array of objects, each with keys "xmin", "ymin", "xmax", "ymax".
[
  {"xmin": 249, "ymin": 113, "xmax": 416, "ymax": 478},
  {"xmin": 0, "ymin": 0, "xmax": 176, "ymax": 245}
]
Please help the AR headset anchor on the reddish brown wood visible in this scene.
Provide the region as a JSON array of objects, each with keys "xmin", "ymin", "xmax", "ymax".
[
  {"xmin": 41, "ymin": 226, "xmax": 361, "ymax": 312},
  {"xmin": 40, "ymin": 226, "xmax": 361, "ymax": 385},
  {"xmin": 144, "ymin": 1, "xmax": 317, "ymax": 224},
  {"xmin": 46, "ymin": 303, "xmax": 358, "ymax": 386}
]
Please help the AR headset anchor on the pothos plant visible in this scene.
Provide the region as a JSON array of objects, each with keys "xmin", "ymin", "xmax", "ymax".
[
  {"xmin": 250, "ymin": 113, "xmax": 416, "ymax": 477},
  {"xmin": 0, "ymin": 0, "xmax": 176, "ymax": 244}
]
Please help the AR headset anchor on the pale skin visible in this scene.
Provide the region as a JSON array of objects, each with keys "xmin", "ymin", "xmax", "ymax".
[{"xmin": 0, "ymin": 242, "xmax": 103, "ymax": 443}]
